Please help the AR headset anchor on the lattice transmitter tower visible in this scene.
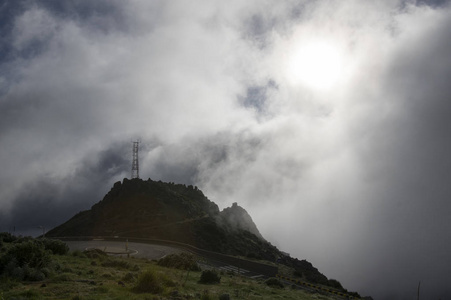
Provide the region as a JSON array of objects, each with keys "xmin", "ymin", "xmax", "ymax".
[{"xmin": 131, "ymin": 140, "xmax": 140, "ymax": 179}]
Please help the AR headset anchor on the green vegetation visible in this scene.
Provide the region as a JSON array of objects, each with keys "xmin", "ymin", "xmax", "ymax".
[
  {"xmin": 132, "ymin": 269, "xmax": 167, "ymax": 294},
  {"xmin": 44, "ymin": 178, "xmax": 359, "ymax": 295},
  {"xmin": 264, "ymin": 277, "xmax": 284, "ymax": 288},
  {"xmin": 198, "ymin": 269, "xmax": 221, "ymax": 284},
  {"xmin": 157, "ymin": 252, "xmax": 200, "ymax": 271},
  {"xmin": 0, "ymin": 234, "xmax": 339, "ymax": 299},
  {"xmin": 0, "ymin": 236, "xmax": 69, "ymax": 282}
]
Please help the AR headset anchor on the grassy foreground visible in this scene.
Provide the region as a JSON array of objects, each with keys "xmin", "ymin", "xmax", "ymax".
[{"xmin": 0, "ymin": 237, "xmax": 335, "ymax": 300}]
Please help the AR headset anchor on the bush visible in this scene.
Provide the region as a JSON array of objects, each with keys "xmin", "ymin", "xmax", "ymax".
[
  {"xmin": 121, "ymin": 272, "xmax": 136, "ymax": 282},
  {"xmin": 13, "ymin": 236, "xmax": 34, "ymax": 243},
  {"xmin": 54, "ymin": 273, "xmax": 74, "ymax": 282},
  {"xmin": 40, "ymin": 239, "xmax": 69, "ymax": 255},
  {"xmin": 133, "ymin": 270, "xmax": 164, "ymax": 294},
  {"xmin": 0, "ymin": 232, "xmax": 17, "ymax": 243},
  {"xmin": 2, "ymin": 260, "xmax": 45, "ymax": 282},
  {"xmin": 83, "ymin": 248, "xmax": 107, "ymax": 259},
  {"xmin": 40, "ymin": 268, "xmax": 52, "ymax": 278},
  {"xmin": 0, "ymin": 239, "xmax": 59, "ymax": 281},
  {"xmin": 0, "ymin": 240, "xmax": 51, "ymax": 271},
  {"xmin": 265, "ymin": 277, "xmax": 284, "ymax": 288},
  {"xmin": 101, "ymin": 258, "xmax": 139, "ymax": 271},
  {"xmin": 246, "ymin": 252, "xmax": 262, "ymax": 260},
  {"xmin": 328, "ymin": 278, "xmax": 343, "ymax": 289},
  {"xmin": 101, "ymin": 272, "xmax": 113, "ymax": 278},
  {"xmin": 219, "ymin": 293, "xmax": 230, "ymax": 300},
  {"xmin": 26, "ymin": 268, "xmax": 45, "ymax": 281},
  {"xmin": 200, "ymin": 290, "xmax": 215, "ymax": 300},
  {"xmin": 9, "ymin": 266, "xmax": 25, "ymax": 281},
  {"xmin": 198, "ymin": 270, "xmax": 221, "ymax": 284},
  {"xmin": 18, "ymin": 289, "xmax": 41, "ymax": 299},
  {"xmin": 293, "ymin": 270, "xmax": 302, "ymax": 277},
  {"xmin": 157, "ymin": 253, "xmax": 200, "ymax": 271},
  {"xmin": 71, "ymin": 250, "xmax": 86, "ymax": 258}
]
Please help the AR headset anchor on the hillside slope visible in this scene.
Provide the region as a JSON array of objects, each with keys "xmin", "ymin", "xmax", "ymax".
[
  {"xmin": 46, "ymin": 178, "xmax": 360, "ymax": 296},
  {"xmin": 47, "ymin": 178, "xmax": 274, "ymax": 258}
]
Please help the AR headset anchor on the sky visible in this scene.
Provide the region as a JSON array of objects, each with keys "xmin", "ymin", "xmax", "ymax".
[{"xmin": 1, "ymin": 0, "xmax": 451, "ymax": 298}]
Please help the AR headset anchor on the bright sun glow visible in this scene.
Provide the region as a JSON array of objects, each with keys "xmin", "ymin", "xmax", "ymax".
[{"xmin": 286, "ymin": 40, "xmax": 344, "ymax": 90}]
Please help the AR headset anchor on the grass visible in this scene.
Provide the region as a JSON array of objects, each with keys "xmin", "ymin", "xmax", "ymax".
[{"xmin": 0, "ymin": 244, "xmax": 337, "ymax": 300}]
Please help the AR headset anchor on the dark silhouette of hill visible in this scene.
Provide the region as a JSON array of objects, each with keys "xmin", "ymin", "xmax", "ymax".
[
  {"xmin": 46, "ymin": 178, "xmax": 360, "ymax": 295},
  {"xmin": 47, "ymin": 178, "xmax": 275, "ymax": 257}
]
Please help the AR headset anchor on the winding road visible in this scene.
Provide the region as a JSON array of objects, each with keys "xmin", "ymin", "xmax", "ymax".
[
  {"xmin": 65, "ymin": 240, "xmax": 185, "ymax": 259},
  {"xmin": 64, "ymin": 239, "xmax": 273, "ymax": 279}
]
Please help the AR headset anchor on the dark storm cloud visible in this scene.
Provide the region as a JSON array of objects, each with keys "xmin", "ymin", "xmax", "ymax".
[
  {"xmin": 0, "ymin": 143, "xmax": 130, "ymax": 234},
  {"xmin": 0, "ymin": 179, "xmax": 92, "ymax": 234},
  {"xmin": 0, "ymin": 0, "xmax": 125, "ymax": 66},
  {"xmin": 417, "ymin": 0, "xmax": 451, "ymax": 7},
  {"xmin": 0, "ymin": 1, "xmax": 24, "ymax": 62}
]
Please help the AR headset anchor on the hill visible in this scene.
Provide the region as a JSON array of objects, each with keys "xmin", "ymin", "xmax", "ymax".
[
  {"xmin": 0, "ymin": 234, "xmax": 337, "ymax": 300},
  {"xmin": 46, "ymin": 178, "xmax": 360, "ymax": 295},
  {"xmin": 47, "ymin": 178, "xmax": 272, "ymax": 258}
]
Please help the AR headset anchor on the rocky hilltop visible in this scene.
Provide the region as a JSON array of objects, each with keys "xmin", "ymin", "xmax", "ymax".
[
  {"xmin": 47, "ymin": 178, "xmax": 274, "ymax": 258},
  {"xmin": 47, "ymin": 178, "xmax": 360, "ymax": 296}
]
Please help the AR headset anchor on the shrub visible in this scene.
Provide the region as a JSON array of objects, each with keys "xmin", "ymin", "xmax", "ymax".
[
  {"xmin": 54, "ymin": 273, "xmax": 74, "ymax": 282},
  {"xmin": 0, "ymin": 239, "xmax": 56, "ymax": 281},
  {"xmin": 13, "ymin": 236, "xmax": 34, "ymax": 243},
  {"xmin": 157, "ymin": 253, "xmax": 200, "ymax": 271},
  {"xmin": 71, "ymin": 250, "xmax": 86, "ymax": 258},
  {"xmin": 101, "ymin": 272, "xmax": 113, "ymax": 278},
  {"xmin": 293, "ymin": 270, "xmax": 302, "ymax": 277},
  {"xmin": 121, "ymin": 272, "xmax": 136, "ymax": 282},
  {"xmin": 201, "ymin": 290, "xmax": 215, "ymax": 300},
  {"xmin": 10, "ymin": 266, "xmax": 25, "ymax": 281},
  {"xmin": 328, "ymin": 278, "xmax": 343, "ymax": 289},
  {"xmin": 95, "ymin": 285, "xmax": 109, "ymax": 293},
  {"xmin": 101, "ymin": 258, "xmax": 139, "ymax": 271},
  {"xmin": 246, "ymin": 252, "xmax": 262, "ymax": 260},
  {"xmin": 26, "ymin": 269, "xmax": 45, "ymax": 281},
  {"xmin": 198, "ymin": 270, "xmax": 221, "ymax": 284},
  {"xmin": 132, "ymin": 270, "xmax": 164, "ymax": 294},
  {"xmin": 40, "ymin": 239, "xmax": 69, "ymax": 255},
  {"xmin": 40, "ymin": 268, "xmax": 52, "ymax": 278},
  {"xmin": 265, "ymin": 277, "xmax": 284, "ymax": 288},
  {"xmin": 1, "ymin": 259, "xmax": 47, "ymax": 282},
  {"xmin": 219, "ymin": 293, "xmax": 230, "ymax": 300},
  {"xmin": 83, "ymin": 248, "xmax": 107, "ymax": 259},
  {"xmin": 19, "ymin": 289, "xmax": 41, "ymax": 299},
  {"xmin": 159, "ymin": 274, "xmax": 176, "ymax": 288},
  {"xmin": 0, "ymin": 232, "xmax": 17, "ymax": 243},
  {"xmin": 0, "ymin": 240, "xmax": 51, "ymax": 272}
]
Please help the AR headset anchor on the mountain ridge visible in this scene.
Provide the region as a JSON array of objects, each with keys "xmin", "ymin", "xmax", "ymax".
[{"xmin": 47, "ymin": 178, "xmax": 270, "ymax": 256}]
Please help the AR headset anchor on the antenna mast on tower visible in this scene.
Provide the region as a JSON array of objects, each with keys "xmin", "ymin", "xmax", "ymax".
[{"xmin": 131, "ymin": 140, "xmax": 140, "ymax": 179}]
